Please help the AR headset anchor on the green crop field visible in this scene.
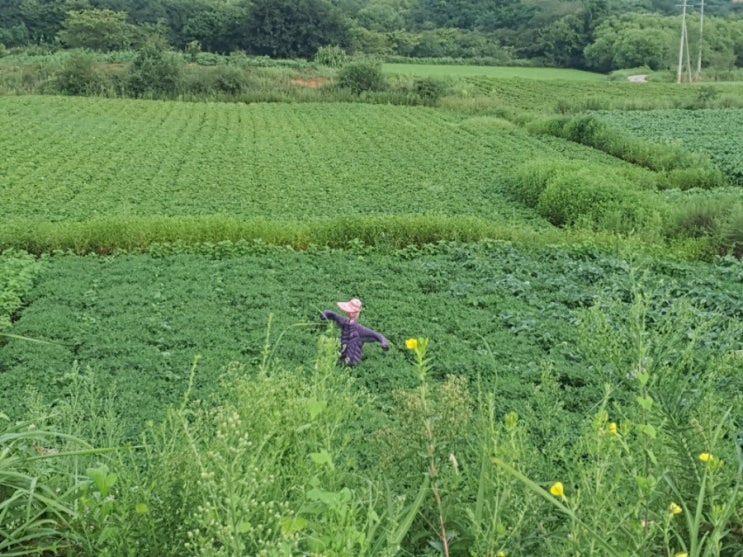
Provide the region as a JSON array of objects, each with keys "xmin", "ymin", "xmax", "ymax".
[
  {"xmin": 598, "ymin": 108, "xmax": 743, "ymax": 186},
  {"xmin": 0, "ymin": 96, "xmax": 547, "ymax": 222},
  {"xmin": 2, "ymin": 243, "xmax": 740, "ymax": 435}
]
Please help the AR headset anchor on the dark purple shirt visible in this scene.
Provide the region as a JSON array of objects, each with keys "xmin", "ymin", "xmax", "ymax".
[{"xmin": 321, "ymin": 311, "xmax": 389, "ymax": 366}]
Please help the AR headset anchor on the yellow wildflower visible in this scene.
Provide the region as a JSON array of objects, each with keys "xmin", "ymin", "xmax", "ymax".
[
  {"xmin": 675, "ymin": 553, "xmax": 688, "ymax": 557},
  {"xmin": 699, "ymin": 452, "xmax": 714, "ymax": 463},
  {"xmin": 670, "ymin": 502, "xmax": 682, "ymax": 515},
  {"xmin": 608, "ymin": 422, "xmax": 618, "ymax": 435},
  {"xmin": 405, "ymin": 338, "xmax": 418, "ymax": 350},
  {"xmin": 549, "ymin": 482, "xmax": 564, "ymax": 497},
  {"xmin": 497, "ymin": 551, "xmax": 508, "ymax": 557}
]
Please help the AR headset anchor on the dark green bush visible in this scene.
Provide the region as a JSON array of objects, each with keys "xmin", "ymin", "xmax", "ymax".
[
  {"xmin": 413, "ymin": 77, "xmax": 447, "ymax": 105},
  {"xmin": 53, "ymin": 49, "xmax": 103, "ymax": 96},
  {"xmin": 336, "ymin": 60, "xmax": 386, "ymax": 94},
  {"xmin": 211, "ymin": 65, "xmax": 251, "ymax": 94},
  {"xmin": 665, "ymin": 199, "xmax": 725, "ymax": 239},
  {"xmin": 563, "ymin": 115, "xmax": 608, "ymax": 146},
  {"xmin": 509, "ymin": 159, "xmax": 651, "ymax": 233},
  {"xmin": 127, "ymin": 37, "xmax": 182, "ymax": 97}
]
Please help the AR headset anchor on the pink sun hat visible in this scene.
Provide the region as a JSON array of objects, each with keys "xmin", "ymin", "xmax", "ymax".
[{"xmin": 337, "ymin": 298, "xmax": 363, "ymax": 314}]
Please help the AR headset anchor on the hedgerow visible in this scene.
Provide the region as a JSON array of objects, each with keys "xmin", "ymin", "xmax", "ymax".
[{"xmin": 527, "ymin": 115, "xmax": 728, "ymax": 190}]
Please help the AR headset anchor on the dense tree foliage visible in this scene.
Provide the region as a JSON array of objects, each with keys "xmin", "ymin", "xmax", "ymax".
[
  {"xmin": 238, "ymin": 0, "xmax": 351, "ymax": 59},
  {"xmin": 57, "ymin": 9, "xmax": 143, "ymax": 50},
  {"xmin": 1, "ymin": 0, "xmax": 742, "ymax": 70}
]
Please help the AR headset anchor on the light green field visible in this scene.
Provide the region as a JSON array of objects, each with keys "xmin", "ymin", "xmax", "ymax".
[
  {"xmin": 0, "ymin": 95, "xmax": 557, "ymax": 223},
  {"xmin": 384, "ymin": 63, "xmax": 607, "ymax": 81}
]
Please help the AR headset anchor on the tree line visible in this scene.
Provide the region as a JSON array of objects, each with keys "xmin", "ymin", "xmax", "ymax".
[{"xmin": 1, "ymin": 0, "xmax": 742, "ymax": 70}]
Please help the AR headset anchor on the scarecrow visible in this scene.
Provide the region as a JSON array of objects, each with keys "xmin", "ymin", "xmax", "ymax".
[{"xmin": 321, "ymin": 298, "xmax": 389, "ymax": 366}]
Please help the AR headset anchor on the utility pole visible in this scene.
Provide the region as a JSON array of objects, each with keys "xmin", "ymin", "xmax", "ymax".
[
  {"xmin": 696, "ymin": 0, "xmax": 705, "ymax": 80},
  {"xmin": 677, "ymin": 0, "xmax": 690, "ymax": 84}
]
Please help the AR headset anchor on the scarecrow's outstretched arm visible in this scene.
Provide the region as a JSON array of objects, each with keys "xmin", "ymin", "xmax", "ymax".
[
  {"xmin": 321, "ymin": 310, "xmax": 346, "ymax": 325},
  {"xmin": 358, "ymin": 324, "xmax": 390, "ymax": 350}
]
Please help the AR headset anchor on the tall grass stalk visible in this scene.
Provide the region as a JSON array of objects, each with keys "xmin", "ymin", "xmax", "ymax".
[
  {"xmin": 0, "ymin": 412, "xmax": 111, "ymax": 556},
  {"xmin": 405, "ymin": 337, "xmax": 452, "ymax": 556},
  {"xmin": 491, "ymin": 457, "xmax": 625, "ymax": 557}
]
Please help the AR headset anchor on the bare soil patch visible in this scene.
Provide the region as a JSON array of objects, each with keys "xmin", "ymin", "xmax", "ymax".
[{"xmin": 290, "ymin": 77, "xmax": 331, "ymax": 88}]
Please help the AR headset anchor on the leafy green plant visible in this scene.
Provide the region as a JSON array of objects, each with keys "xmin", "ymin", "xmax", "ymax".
[
  {"xmin": 52, "ymin": 49, "xmax": 104, "ymax": 96},
  {"xmin": 336, "ymin": 60, "xmax": 386, "ymax": 94},
  {"xmin": 413, "ymin": 78, "xmax": 447, "ymax": 106},
  {"xmin": 314, "ymin": 45, "xmax": 348, "ymax": 68},
  {"xmin": 0, "ymin": 249, "xmax": 45, "ymax": 335},
  {"xmin": 127, "ymin": 37, "xmax": 182, "ymax": 97}
]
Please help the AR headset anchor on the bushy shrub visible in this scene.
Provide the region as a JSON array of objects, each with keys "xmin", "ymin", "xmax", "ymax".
[
  {"xmin": 127, "ymin": 37, "xmax": 182, "ymax": 97},
  {"xmin": 666, "ymin": 200, "xmax": 723, "ymax": 240},
  {"xmin": 507, "ymin": 159, "xmax": 580, "ymax": 208},
  {"xmin": 211, "ymin": 65, "xmax": 251, "ymax": 94},
  {"xmin": 563, "ymin": 115, "xmax": 608, "ymax": 146},
  {"xmin": 185, "ymin": 39, "xmax": 200, "ymax": 62},
  {"xmin": 53, "ymin": 49, "xmax": 103, "ymax": 96},
  {"xmin": 508, "ymin": 159, "xmax": 652, "ymax": 234},
  {"xmin": 536, "ymin": 169, "xmax": 639, "ymax": 227},
  {"xmin": 413, "ymin": 77, "xmax": 447, "ymax": 105},
  {"xmin": 336, "ymin": 60, "xmax": 386, "ymax": 93}
]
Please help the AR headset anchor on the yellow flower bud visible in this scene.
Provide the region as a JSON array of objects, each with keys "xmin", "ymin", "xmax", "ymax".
[
  {"xmin": 670, "ymin": 502, "xmax": 682, "ymax": 515},
  {"xmin": 405, "ymin": 338, "xmax": 418, "ymax": 350},
  {"xmin": 608, "ymin": 422, "xmax": 618, "ymax": 435},
  {"xmin": 699, "ymin": 452, "xmax": 714, "ymax": 463},
  {"xmin": 550, "ymin": 482, "xmax": 564, "ymax": 497}
]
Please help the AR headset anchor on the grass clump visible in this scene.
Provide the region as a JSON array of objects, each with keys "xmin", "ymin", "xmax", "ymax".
[{"xmin": 507, "ymin": 159, "xmax": 653, "ymax": 235}]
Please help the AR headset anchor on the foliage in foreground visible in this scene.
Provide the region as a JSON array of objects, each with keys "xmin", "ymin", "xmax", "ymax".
[{"xmin": 2, "ymin": 280, "xmax": 742, "ymax": 556}]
